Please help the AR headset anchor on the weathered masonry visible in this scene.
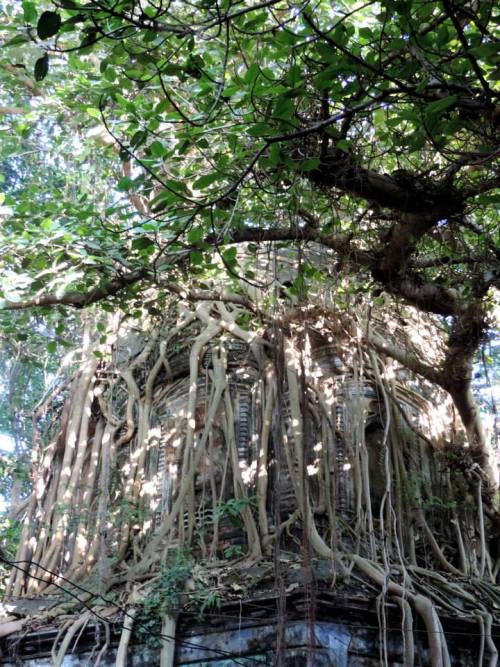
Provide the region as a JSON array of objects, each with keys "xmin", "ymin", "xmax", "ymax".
[
  {"xmin": 1, "ymin": 588, "xmax": 492, "ymax": 665},
  {"xmin": 1, "ymin": 251, "xmax": 499, "ymax": 665}
]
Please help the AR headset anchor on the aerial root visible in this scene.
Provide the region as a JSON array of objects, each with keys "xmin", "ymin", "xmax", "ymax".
[
  {"xmin": 392, "ymin": 595, "xmax": 414, "ymax": 667},
  {"xmin": 51, "ymin": 611, "xmax": 91, "ymax": 667},
  {"xmin": 92, "ymin": 621, "xmax": 111, "ymax": 667},
  {"xmin": 115, "ymin": 607, "xmax": 136, "ymax": 667},
  {"xmin": 8, "ymin": 300, "xmax": 497, "ymax": 666},
  {"xmin": 160, "ymin": 614, "xmax": 176, "ymax": 667}
]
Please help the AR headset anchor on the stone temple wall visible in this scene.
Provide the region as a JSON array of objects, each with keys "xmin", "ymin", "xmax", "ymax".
[{"xmin": 0, "ymin": 587, "xmax": 490, "ymax": 665}]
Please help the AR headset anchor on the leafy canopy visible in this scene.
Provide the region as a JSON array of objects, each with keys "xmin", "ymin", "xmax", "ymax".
[{"xmin": 0, "ymin": 0, "xmax": 498, "ymax": 337}]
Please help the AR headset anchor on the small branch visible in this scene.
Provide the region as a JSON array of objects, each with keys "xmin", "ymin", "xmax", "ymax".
[
  {"xmin": 161, "ymin": 282, "xmax": 257, "ymax": 312},
  {"xmin": 0, "ymin": 106, "xmax": 28, "ymax": 115},
  {"xmin": 410, "ymin": 255, "xmax": 483, "ymax": 268},
  {"xmin": 442, "ymin": 0, "xmax": 492, "ymax": 103},
  {"xmin": 2, "ymin": 64, "xmax": 44, "ymax": 98}
]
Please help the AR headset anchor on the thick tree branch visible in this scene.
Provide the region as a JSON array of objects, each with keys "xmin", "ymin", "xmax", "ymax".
[
  {"xmin": 384, "ymin": 275, "xmax": 459, "ymax": 317},
  {"xmin": 440, "ymin": 303, "xmax": 495, "ymax": 480},
  {"xmin": 369, "ymin": 297, "xmax": 495, "ymax": 480},
  {"xmin": 367, "ymin": 334, "xmax": 442, "ymax": 386},
  {"xmin": 308, "ymin": 151, "xmax": 464, "ymax": 216},
  {"xmin": 0, "ymin": 222, "xmax": 468, "ymax": 320},
  {"xmin": 0, "ymin": 269, "xmax": 149, "ymax": 311}
]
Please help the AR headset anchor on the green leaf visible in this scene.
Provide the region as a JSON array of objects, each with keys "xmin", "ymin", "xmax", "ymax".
[
  {"xmin": 299, "ymin": 158, "xmax": 320, "ymax": 171},
  {"xmin": 336, "ymin": 139, "xmax": 350, "ymax": 152},
  {"xmin": 315, "ymin": 66, "xmax": 338, "ymax": 91},
  {"xmin": 269, "ymin": 143, "xmax": 282, "ymax": 166},
  {"xmin": 193, "ymin": 172, "xmax": 220, "ymax": 189},
  {"xmin": 436, "ymin": 25, "xmax": 449, "ymax": 47},
  {"xmin": 22, "ymin": 1, "xmax": 37, "ymax": 24},
  {"xmin": 116, "ymin": 94, "xmax": 135, "ymax": 113},
  {"xmin": 388, "ymin": 38, "xmax": 407, "ymax": 52},
  {"xmin": 161, "ymin": 63, "xmax": 184, "ymax": 77},
  {"xmin": 426, "ymin": 96, "xmax": 458, "ymax": 115},
  {"xmin": 150, "ymin": 190, "xmax": 173, "ymax": 212},
  {"xmin": 47, "ymin": 341, "xmax": 57, "ymax": 353},
  {"xmin": 40, "ymin": 217, "xmax": 53, "ymax": 230},
  {"xmin": 117, "ymin": 176, "xmax": 134, "ymax": 191},
  {"xmin": 155, "ymin": 100, "xmax": 170, "ymax": 116},
  {"xmin": 245, "ymin": 63, "xmax": 260, "ymax": 84},
  {"xmin": 289, "ymin": 273, "xmax": 305, "ymax": 296},
  {"xmin": 469, "ymin": 43, "xmax": 498, "ymax": 60},
  {"xmin": 80, "ymin": 27, "xmax": 97, "ymax": 49},
  {"xmin": 131, "ymin": 130, "xmax": 147, "ymax": 148},
  {"xmin": 150, "ymin": 141, "xmax": 166, "ymax": 158},
  {"xmin": 273, "ymin": 97, "xmax": 294, "ymax": 120},
  {"xmin": 86, "ymin": 107, "xmax": 101, "ymax": 119},
  {"xmin": 34, "ymin": 54, "xmax": 49, "ymax": 81},
  {"xmin": 247, "ymin": 123, "xmax": 273, "ymax": 137},
  {"xmin": 187, "ymin": 227, "xmax": 204, "ymax": 244},
  {"xmin": 333, "ymin": 25, "xmax": 349, "ymax": 47},
  {"xmin": 132, "ymin": 237, "xmax": 155, "ymax": 251},
  {"xmin": 37, "ymin": 11, "xmax": 62, "ymax": 40},
  {"xmin": 3, "ymin": 34, "xmax": 31, "ymax": 47},
  {"xmin": 358, "ymin": 27, "xmax": 374, "ymax": 41},
  {"xmin": 104, "ymin": 67, "xmax": 116, "ymax": 83},
  {"xmin": 190, "ymin": 249, "xmax": 203, "ymax": 265},
  {"xmin": 222, "ymin": 247, "xmax": 237, "ymax": 264}
]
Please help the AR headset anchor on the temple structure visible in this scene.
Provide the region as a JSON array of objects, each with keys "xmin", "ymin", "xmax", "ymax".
[{"xmin": 1, "ymin": 250, "xmax": 499, "ymax": 665}]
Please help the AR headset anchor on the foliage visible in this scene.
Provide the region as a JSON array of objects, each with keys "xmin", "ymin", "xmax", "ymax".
[
  {"xmin": 0, "ymin": 6, "xmax": 498, "ymax": 656},
  {"xmin": 136, "ymin": 548, "xmax": 192, "ymax": 648},
  {"xmin": 422, "ymin": 495, "xmax": 458, "ymax": 511},
  {"xmin": 0, "ymin": 312, "xmax": 74, "ymax": 524},
  {"xmin": 0, "ymin": 0, "xmax": 497, "ymax": 319},
  {"xmin": 215, "ymin": 496, "xmax": 256, "ymax": 529},
  {"xmin": 135, "ymin": 547, "xmax": 227, "ymax": 645},
  {"xmin": 0, "ymin": 514, "xmax": 22, "ymax": 556},
  {"xmin": 192, "ymin": 588, "xmax": 222, "ymax": 619},
  {"xmin": 222, "ymin": 544, "xmax": 243, "ymax": 559}
]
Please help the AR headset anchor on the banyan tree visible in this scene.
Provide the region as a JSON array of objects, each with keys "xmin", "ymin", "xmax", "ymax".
[
  {"xmin": 1, "ymin": 247, "xmax": 499, "ymax": 665},
  {"xmin": 1, "ymin": 0, "xmax": 500, "ymax": 663}
]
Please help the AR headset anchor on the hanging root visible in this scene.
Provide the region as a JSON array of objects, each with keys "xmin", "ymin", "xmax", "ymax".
[
  {"xmin": 352, "ymin": 555, "xmax": 454, "ymax": 667},
  {"xmin": 8, "ymin": 293, "xmax": 498, "ymax": 665},
  {"xmin": 51, "ymin": 612, "xmax": 91, "ymax": 667},
  {"xmin": 93, "ymin": 621, "xmax": 111, "ymax": 667},
  {"xmin": 160, "ymin": 615, "xmax": 176, "ymax": 667},
  {"xmin": 115, "ymin": 607, "xmax": 136, "ymax": 667},
  {"xmin": 393, "ymin": 595, "xmax": 414, "ymax": 667}
]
